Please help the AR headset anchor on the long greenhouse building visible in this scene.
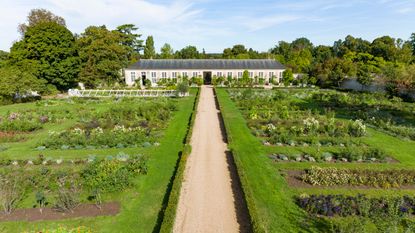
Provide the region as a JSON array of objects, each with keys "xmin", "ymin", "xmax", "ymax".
[{"xmin": 124, "ymin": 59, "xmax": 286, "ymax": 86}]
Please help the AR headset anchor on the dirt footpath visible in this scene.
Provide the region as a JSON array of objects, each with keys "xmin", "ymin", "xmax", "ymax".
[{"xmin": 173, "ymin": 86, "xmax": 250, "ymax": 233}]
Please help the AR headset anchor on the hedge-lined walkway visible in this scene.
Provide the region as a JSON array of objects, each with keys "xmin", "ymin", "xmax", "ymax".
[{"xmin": 173, "ymin": 86, "xmax": 250, "ymax": 233}]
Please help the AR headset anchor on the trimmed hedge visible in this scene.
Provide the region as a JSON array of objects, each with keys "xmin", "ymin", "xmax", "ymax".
[{"xmin": 214, "ymin": 88, "xmax": 257, "ymax": 232}]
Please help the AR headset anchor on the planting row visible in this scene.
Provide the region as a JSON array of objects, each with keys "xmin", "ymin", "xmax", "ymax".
[
  {"xmin": 0, "ymin": 152, "xmax": 143, "ymax": 166},
  {"xmin": 270, "ymin": 146, "xmax": 388, "ymax": 163},
  {"xmin": 300, "ymin": 167, "xmax": 415, "ymax": 188}
]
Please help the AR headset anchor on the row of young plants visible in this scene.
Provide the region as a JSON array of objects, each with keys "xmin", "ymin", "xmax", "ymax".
[
  {"xmin": 271, "ymin": 146, "xmax": 388, "ymax": 163},
  {"xmin": 311, "ymin": 91, "xmax": 415, "ymax": 140},
  {"xmin": 0, "ymin": 154, "xmax": 147, "ymax": 215},
  {"xmin": 0, "ymin": 152, "xmax": 141, "ymax": 166},
  {"xmin": 301, "ymin": 166, "xmax": 415, "ymax": 188},
  {"xmin": 37, "ymin": 99, "xmax": 176, "ymax": 150}
]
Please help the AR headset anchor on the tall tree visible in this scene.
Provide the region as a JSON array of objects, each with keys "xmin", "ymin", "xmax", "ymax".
[
  {"xmin": 77, "ymin": 25, "xmax": 128, "ymax": 88},
  {"xmin": 160, "ymin": 43, "xmax": 174, "ymax": 59},
  {"xmin": 18, "ymin": 9, "xmax": 66, "ymax": 36},
  {"xmin": 176, "ymin": 46, "xmax": 200, "ymax": 59},
  {"xmin": 410, "ymin": 33, "xmax": 415, "ymax": 56},
  {"xmin": 116, "ymin": 24, "xmax": 143, "ymax": 62},
  {"xmin": 144, "ymin": 36, "xmax": 156, "ymax": 59},
  {"xmin": 9, "ymin": 22, "xmax": 80, "ymax": 90}
]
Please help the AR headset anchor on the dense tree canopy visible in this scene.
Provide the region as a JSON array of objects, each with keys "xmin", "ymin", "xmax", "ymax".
[
  {"xmin": 0, "ymin": 66, "xmax": 45, "ymax": 101},
  {"xmin": 77, "ymin": 26, "xmax": 128, "ymax": 88},
  {"xmin": 175, "ymin": 46, "xmax": 200, "ymax": 59},
  {"xmin": 9, "ymin": 22, "xmax": 80, "ymax": 91},
  {"xmin": 0, "ymin": 50, "xmax": 8, "ymax": 68},
  {"xmin": 160, "ymin": 43, "xmax": 174, "ymax": 59}
]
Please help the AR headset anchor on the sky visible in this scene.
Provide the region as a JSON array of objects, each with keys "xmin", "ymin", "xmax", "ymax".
[{"xmin": 0, "ymin": 0, "xmax": 415, "ymax": 53}]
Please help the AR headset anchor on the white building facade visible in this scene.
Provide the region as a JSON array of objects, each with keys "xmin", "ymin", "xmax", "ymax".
[{"xmin": 125, "ymin": 59, "xmax": 286, "ymax": 86}]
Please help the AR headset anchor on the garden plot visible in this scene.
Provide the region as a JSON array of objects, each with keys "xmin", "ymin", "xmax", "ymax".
[
  {"xmin": 0, "ymin": 90, "xmax": 197, "ymax": 233},
  {"xmin": 217, "ymin": 88, "xmax": 415, "ymax": 232},
  {"xmin": 228, "ymin": 89, "xmax": 393, "ymax": 163}
]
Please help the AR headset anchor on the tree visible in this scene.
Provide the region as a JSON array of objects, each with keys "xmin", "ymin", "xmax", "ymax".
[
  {"xmin": 116, "ymin": 24, "xmax": 143, "ymax": 62},
  {"xmin": 410, "ymin": 33, "xmax": 415, "ymax": 55},
  {"xmin": 143, "ymin": 36, "xmax": 156, "ymax": 59},
  {"xmin": 18, "ymin": 9, "xmax": 65, "ymax": 36},
  {"xmin": 282, "ymin": 69, "xmax": 294, "ymax": 86},
  {"xmin": 231, "ymin": 44, "xmax": 248, "ymax": 56},
  {"xmin": 313, "ymin": 45, "xmax": 333, "ymax": 63},
  {"xmin": 0, "ymin": 67, "xmax": 45, "ymax": 102},
  {"xmin": 176, "ymin": 46, "xmax": 200, "ymax": 59},
  {"xmin": 77, "ymin": 25, "xmax": 128, "ymax": 88},
  {"xmin": 0, "ymin": 50, "xmax": 8, "ymax": 68},
  {"xmin": 160, "ymin": 43, "xmax": 174, "ymax": 59},
  {"xmin": 223, "ymin": 48, "xmax": 233, "ymax": 59},
  {"xmin": 9, "ymin": 22, "xmax": 80, "ymax": 90},
  {"xmin": 371, "ymin": 36, "xmax": 397, "ymax": 61},
  {"xmin": 356, "ymin": 64, "xmax": 374, "ymax": 89}
]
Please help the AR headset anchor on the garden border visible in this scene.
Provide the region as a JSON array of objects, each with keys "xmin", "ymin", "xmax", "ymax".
[
  {"xmin": 158, "ymin": 87, "xmax": 200, "ymax": 233},
  {"xmin": 214, "ymin": 87, "xmax": 258, "ymax": 232}
]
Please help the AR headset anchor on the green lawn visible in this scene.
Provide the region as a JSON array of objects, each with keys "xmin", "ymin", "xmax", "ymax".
[
  {"xmin": 216, "ymin": 88, "xmax": 415, "ymax": 233},
  {"xmin": 0, "ymin": 89, "xmax": 197, "ymax": 233}
]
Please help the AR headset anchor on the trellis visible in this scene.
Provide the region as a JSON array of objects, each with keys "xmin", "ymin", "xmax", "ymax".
[{"xmin": 68, "ymin": 89, "xmax": 187, "ymax": 98}]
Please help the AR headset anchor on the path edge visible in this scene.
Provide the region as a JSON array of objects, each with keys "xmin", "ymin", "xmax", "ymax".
[
  {"xmin": 158, "ymin": 87, "xmax": 201, "ymax": 233},
  {"xmin": 214, "ymin": 87, "xmax": 260, "ymax": 233}
]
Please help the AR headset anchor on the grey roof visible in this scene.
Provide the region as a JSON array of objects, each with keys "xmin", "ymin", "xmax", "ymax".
[{"xmin": 127, "ymin": 59, "xmax": 285, "ymax": 70}]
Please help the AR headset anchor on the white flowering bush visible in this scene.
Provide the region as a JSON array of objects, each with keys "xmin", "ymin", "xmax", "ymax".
[
  {"xmin": 348, "ymin": 119, "xmax": 366, "ymax": 137},
  {"xmin": 303, "ymin": 117, "xmax": 319, "ymax": 135}
]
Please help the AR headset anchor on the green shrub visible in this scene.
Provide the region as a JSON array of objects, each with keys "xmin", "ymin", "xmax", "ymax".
[{"xmin": 81, "ymin": 160, "xmax": 131, "ymax": 193}]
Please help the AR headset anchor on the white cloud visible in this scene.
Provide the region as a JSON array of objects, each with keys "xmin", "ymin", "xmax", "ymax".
[{"xmin": 242, "ymin": 15, "xmax": 301, "ymax": 32}]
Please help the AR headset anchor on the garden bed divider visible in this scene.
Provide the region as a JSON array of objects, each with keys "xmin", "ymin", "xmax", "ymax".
[{"xmin": 158, "ymin": 87, "xmax": 200, "ymax": 233}]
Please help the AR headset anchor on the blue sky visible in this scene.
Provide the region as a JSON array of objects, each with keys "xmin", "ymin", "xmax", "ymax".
[{"xmin": 1, "ymin": 0, "xmax": 414, "ymax": 52}]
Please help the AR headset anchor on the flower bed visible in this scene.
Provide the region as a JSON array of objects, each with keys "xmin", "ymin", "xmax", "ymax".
[
  {"xmin": 269, "ymin": 145, "xmax": 388, "ymax": 163},
  {"xmin": 37, "ymin": 99, "xmax": 176, "ymax": 150},
  {"xmin": 297, "ymin": 194, "xmax": 415, "ymax": 218},
  {"xmin": 301, "ymin": 166, "xmax": 415, "ymax": 188}
]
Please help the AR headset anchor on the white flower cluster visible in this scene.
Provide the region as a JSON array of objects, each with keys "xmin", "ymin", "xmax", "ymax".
[
  {"xmin": 112, "ymin": 125, "xmax": 141, "ymax": 133},
  {"xmin": 266, "ymin": 123, "xmax": 276, "ymax": 133},
  {"xmin": 303, "ymin": 117, "xmax": 319, "ymax": 130},
  {"xmin": 72, "ymin": 128, "xmax": 85, "ymax": 135},
  {"xmin": 91, "ymin": 127, "xmax": 104, "ymax": 135}
]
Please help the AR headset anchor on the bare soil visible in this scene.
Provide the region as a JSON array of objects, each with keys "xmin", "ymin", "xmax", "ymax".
[
  {"xmin": 0, "ymin": 202, "xmax": 120, "ymax": 222},
  {"xmin": 173, "ymin": 86, "xmax": 251, "ymax": 233}
]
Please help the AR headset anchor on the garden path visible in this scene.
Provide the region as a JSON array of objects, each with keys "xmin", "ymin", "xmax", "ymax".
[{"xmin": 173, "ymin": 85, "xmax": 250, "ymax": 233}]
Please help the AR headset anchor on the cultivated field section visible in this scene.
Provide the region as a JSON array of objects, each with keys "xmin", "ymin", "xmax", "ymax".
[
  {"xmin": 0, "ymin": 90, "xmax": 197, "ymax": 233},
  {"xmin": 217, "ymin": 88, "xmax": 415, "ymax": 232},
  {"xmin": 174, "ymin": 86, "xmax": 248, "ymax": 233}
]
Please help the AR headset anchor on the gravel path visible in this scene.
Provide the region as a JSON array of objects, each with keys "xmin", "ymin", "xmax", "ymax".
[{"xmin": 173, "ymin": 86, "xmax": 250, "ymax": 233}]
